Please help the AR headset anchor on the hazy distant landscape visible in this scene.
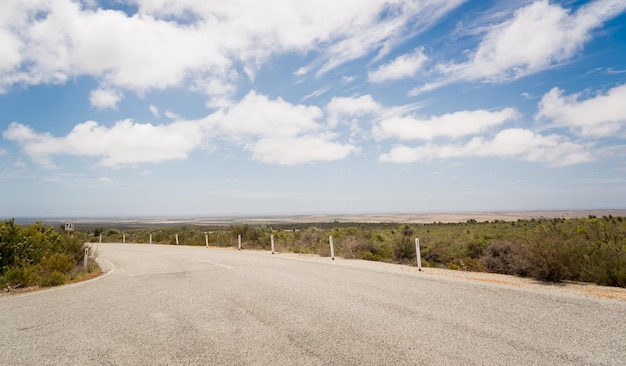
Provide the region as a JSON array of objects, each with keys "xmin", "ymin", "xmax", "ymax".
[
  {"xmin": 21, "ymin": 209, "xmax": 626, "ymax": 227},
  {"xmin": 8, "ymin": 208, "xmax": 623, "ymax": 289}
]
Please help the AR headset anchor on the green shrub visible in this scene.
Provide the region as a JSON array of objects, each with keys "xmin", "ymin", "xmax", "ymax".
[
  {"xmin": 481, "ymin": 241, "xmax": 530, "ymax": 276},
  {"xmin": 40, "ymin": 253, "xmax": 75, "ymax": 274},
  {"xmin": 38, "ymin": 271, "xmax": 67, "ymax": 287},
  {"xmin": 1, "ymin": 265, "xmax": 36, "ymax": 288}
]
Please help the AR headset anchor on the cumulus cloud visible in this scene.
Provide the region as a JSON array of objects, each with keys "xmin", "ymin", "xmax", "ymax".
[
  {"xmin": 536, "ymin": 83, "xmax": 626, "ymax": 138},
  {"xmin": 216, "ymin": 92, "xmax": 358, "ymax": 164},
  {"xmin": 216, "ymin": 92, "xmax": 323, "ymax": 139},
  {"xmin": 379, "ymin": 128, "xmax": 593, "ymax": 166},
  {"xmin": 3, "ymin": 119, "xmax": 208, "ymax": 168},
  {"xmin": 414, "ymin": 0, "xmax": 626, "ymax": 93},
  {"xmin": 3, "ymin": 88, "xmax": 602, "ymax": 168},
  {"xmin": 368, "ymin": 48, "xmax": 427, "ymax": 83},
  {"xmin": 3, "ymin": 91, "xmax": 360, "ymax": 167},
  {"xmin": 374, "ymin": 108, "xmax": 519, "ymax": 140},
  {"xmin": 326, "ymin": 95, "xmax": 382, "ymax": 118},
  {"xmin": 248, "ymin": 136, "xmax": 359, "ymax": 165},
  {"xmin": 325, "ymin": 94, "xmax": 385, "ymax": 134},
  {"xmin": 89, "ymin": 88, "xmax": 123, "ymax": 109},
  {"xmin": 0, "ymin": 0, "xmax": 465, "ymax": 100}
]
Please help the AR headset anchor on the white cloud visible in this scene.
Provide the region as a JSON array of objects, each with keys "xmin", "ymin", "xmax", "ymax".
[
  {"xmin": 3, "ymin": 91, "xmax": 361, "ymax": 168},
  {"xmin": 165, "ymin": 110, "xmax": 181, "ymax": 120},
  {"xmin": 0, "ymin": 28, "xmax": 21, "ymax": 80},
  {"xmin": 301, "ymin": 86, "xmax": 331, "ymax": 102},
  {"xmin": 374, "ymin": 108, "xmax": 519, "ymax": 140},
  {"xmin": 89, "ymin": 88, "xmax": 123, "ymax": 109},
  {"xmin": 313, "ymin": 0, "xmax": 465, "ymax": 76},
  {"xmin": 216, "ymin": 91, "xmax": 357, "ymax": 164},
  {"xmin": 415, "ymin": 0, "xmax": 626, "ymax": 93},
  {"xmin": 0, "ymin": 0, "xmax": 465, "ymax": 100},
  {"xmin": 217, "ymin": 92, "xmax": 323, "ymax": 138},
  {"xmin": 536, "ymin": 84, "xmax": 626, "ymax": 138},
  {"xmin": 294, "ymin": 67, "xmax": 308, "ymax": 76},
  {"xmin": 7, "ymin": 89, "xmax": 599, "ymax": 168},
  {"xmin": 248, "ymin": 136, "xmax": 359, "ymax": 165},
  {"xmin": 380, "ymin": 128, "xmax": 593, "ymax": 166},
  {"xmin": 368, "ymin": 48, "xmax": 427, "ymax": 83},
  {"xmin": 3, "ymin": 119, "xmax": 208, "ymax": 168},
  {"xmin": 97, "ymin": 176, "xmax": 113, "ymax": 184},
  {"xmin": 325, "ymin": 94, "xmax": 383, "ymax": 129},
  {"xmin": 326, "ymin": 95, "xmax": 382, "ymax": 117}
]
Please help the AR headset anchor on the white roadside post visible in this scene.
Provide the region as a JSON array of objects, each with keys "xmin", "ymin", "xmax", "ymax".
[
  {"xmin": 99, "ymin": 234, "xmax": 102, "ymax": 243},
  {"xmin": 205, "ymin": 234, "xmax": 209, "ymax": 248},
  {"xmin": 415, "ymin": 238, "xmax": 422, "ymax": 271},
  {"xmin": 271, "ymin": 235, "xmax": 275, "ymax": 254},
  {"xmin": 329, "ymin": 236, "xmax": 335, "ymax": 260},
  {"xmin": 83, "ymin": 247, "xmax": 89, "ymax": 270},
  {"xmin": 238, "ymin": 234, "xmax": 242, "ymax": 250},
  {"xmin": 175, "ymin": 234, "xmax": 179, "ymax": 245},
  {"xmin": 123, "ymin": 233, "xmax": 126, "ymax": 243},
  {"xmin": 149, "ymin": 233, "xmax": 152, "ymax": 244}
]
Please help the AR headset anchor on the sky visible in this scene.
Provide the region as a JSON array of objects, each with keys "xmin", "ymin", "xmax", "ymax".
[{"xmin": 1, "ymin": 0, "xmax": 626, "ymax": 218}]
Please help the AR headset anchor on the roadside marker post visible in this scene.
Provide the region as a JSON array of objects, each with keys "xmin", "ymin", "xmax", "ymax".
[
  {"xmin": 123, "ymin": 233, "xmax": 126, "ymax": 243},
  {"xmin": 415, "ymin": 238, "xmax": 422, "ymax": 271},
  {"xmin": 329, "ymin": 236, "xmax": 335, "ymax": 260},
  {"xmin": 271, "ymin": 235, "xmax": 275, "ymax": 254},
  {"xmin": 238, "ymin": 235, "xmax": 242, "ymax": 250},
  {"xmin": 99, "ymin": 234, "xmax": 102, "ymax": 243},
  {"xmin": 175, "ymin": 234, "xmax": 179, "ymax": 245},
  {"xmin": 149, "ymin": 234, "xmax": 152, "ymax": 244},
  {"xmin": 84, "ymin": 247, "xmax": 89, "ymax": 270},
  {"xmin": 205, "ymin": 234, "xmax": 209, "ymax": 248}
]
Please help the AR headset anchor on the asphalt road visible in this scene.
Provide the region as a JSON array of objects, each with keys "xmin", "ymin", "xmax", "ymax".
[{"xmin": 1, "ymin": 243, "xmax": 625, "ymax": 365}]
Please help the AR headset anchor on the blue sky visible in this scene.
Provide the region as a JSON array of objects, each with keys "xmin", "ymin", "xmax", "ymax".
[{"xmin": 1, "ymin": 0, "xmax": 626, "ymax": 218}]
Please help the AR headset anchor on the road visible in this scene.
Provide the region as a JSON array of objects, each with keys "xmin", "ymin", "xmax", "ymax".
[{"xmin": 1, "ymin": 243, "xmax": 625, "ymax": 365}]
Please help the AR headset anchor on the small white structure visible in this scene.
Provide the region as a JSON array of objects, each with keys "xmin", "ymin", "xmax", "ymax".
[{"xmin": 64, "ymin": 221, "xmax": 74, "ymax": 233}]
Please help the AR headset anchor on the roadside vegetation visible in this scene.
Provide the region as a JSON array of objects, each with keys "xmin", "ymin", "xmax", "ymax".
[
  {"xmin": 0, "ymin": 220, "xmax": 97, "ymax": 291},
  {"xmin": 87, "ymin": 215, "xmax": 626, "ymax": 288}
]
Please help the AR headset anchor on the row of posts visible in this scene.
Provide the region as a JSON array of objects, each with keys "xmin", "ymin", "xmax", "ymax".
[{"xmin": 98, "ymin": 232, "xmax": 422, "ymax": 271}]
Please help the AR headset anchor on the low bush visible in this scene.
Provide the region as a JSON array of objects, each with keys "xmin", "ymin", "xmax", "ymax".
[
  {"xmin": 38, "ymin": 271, "xmax": 67, "ymax": 287},
  {"xmin": 1, "ymin": 219, "xmax": 88, "ymax": 290},
  {"xmin": 40, "ymin": 253, "xmax": 75, "ymax": 274},
  {"xmin": 1, "ymin": 265, "xmax": 36, "ymax": 289},
  {"xmin": 77, "ymin": 215, "xmax": 626, "ymax": 288}
]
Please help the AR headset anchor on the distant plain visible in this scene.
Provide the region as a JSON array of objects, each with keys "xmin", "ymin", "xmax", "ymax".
[{"xmin": 26, "ymin": 209, "xmax": 626, "ymax": 227}]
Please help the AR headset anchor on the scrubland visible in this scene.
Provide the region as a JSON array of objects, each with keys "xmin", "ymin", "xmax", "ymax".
[
  {"xmin": 1, "ymin": 220, "xmax": 97, "ymax": 291},
  {"xmin": 89, "ymin": 215, "xmax": 626, "ymax": 288}
]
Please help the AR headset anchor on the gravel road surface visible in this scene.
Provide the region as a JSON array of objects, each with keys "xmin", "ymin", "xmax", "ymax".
[{"xmin": 1, "ymin": 243, "xmax": 625, "ymax": 365}]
